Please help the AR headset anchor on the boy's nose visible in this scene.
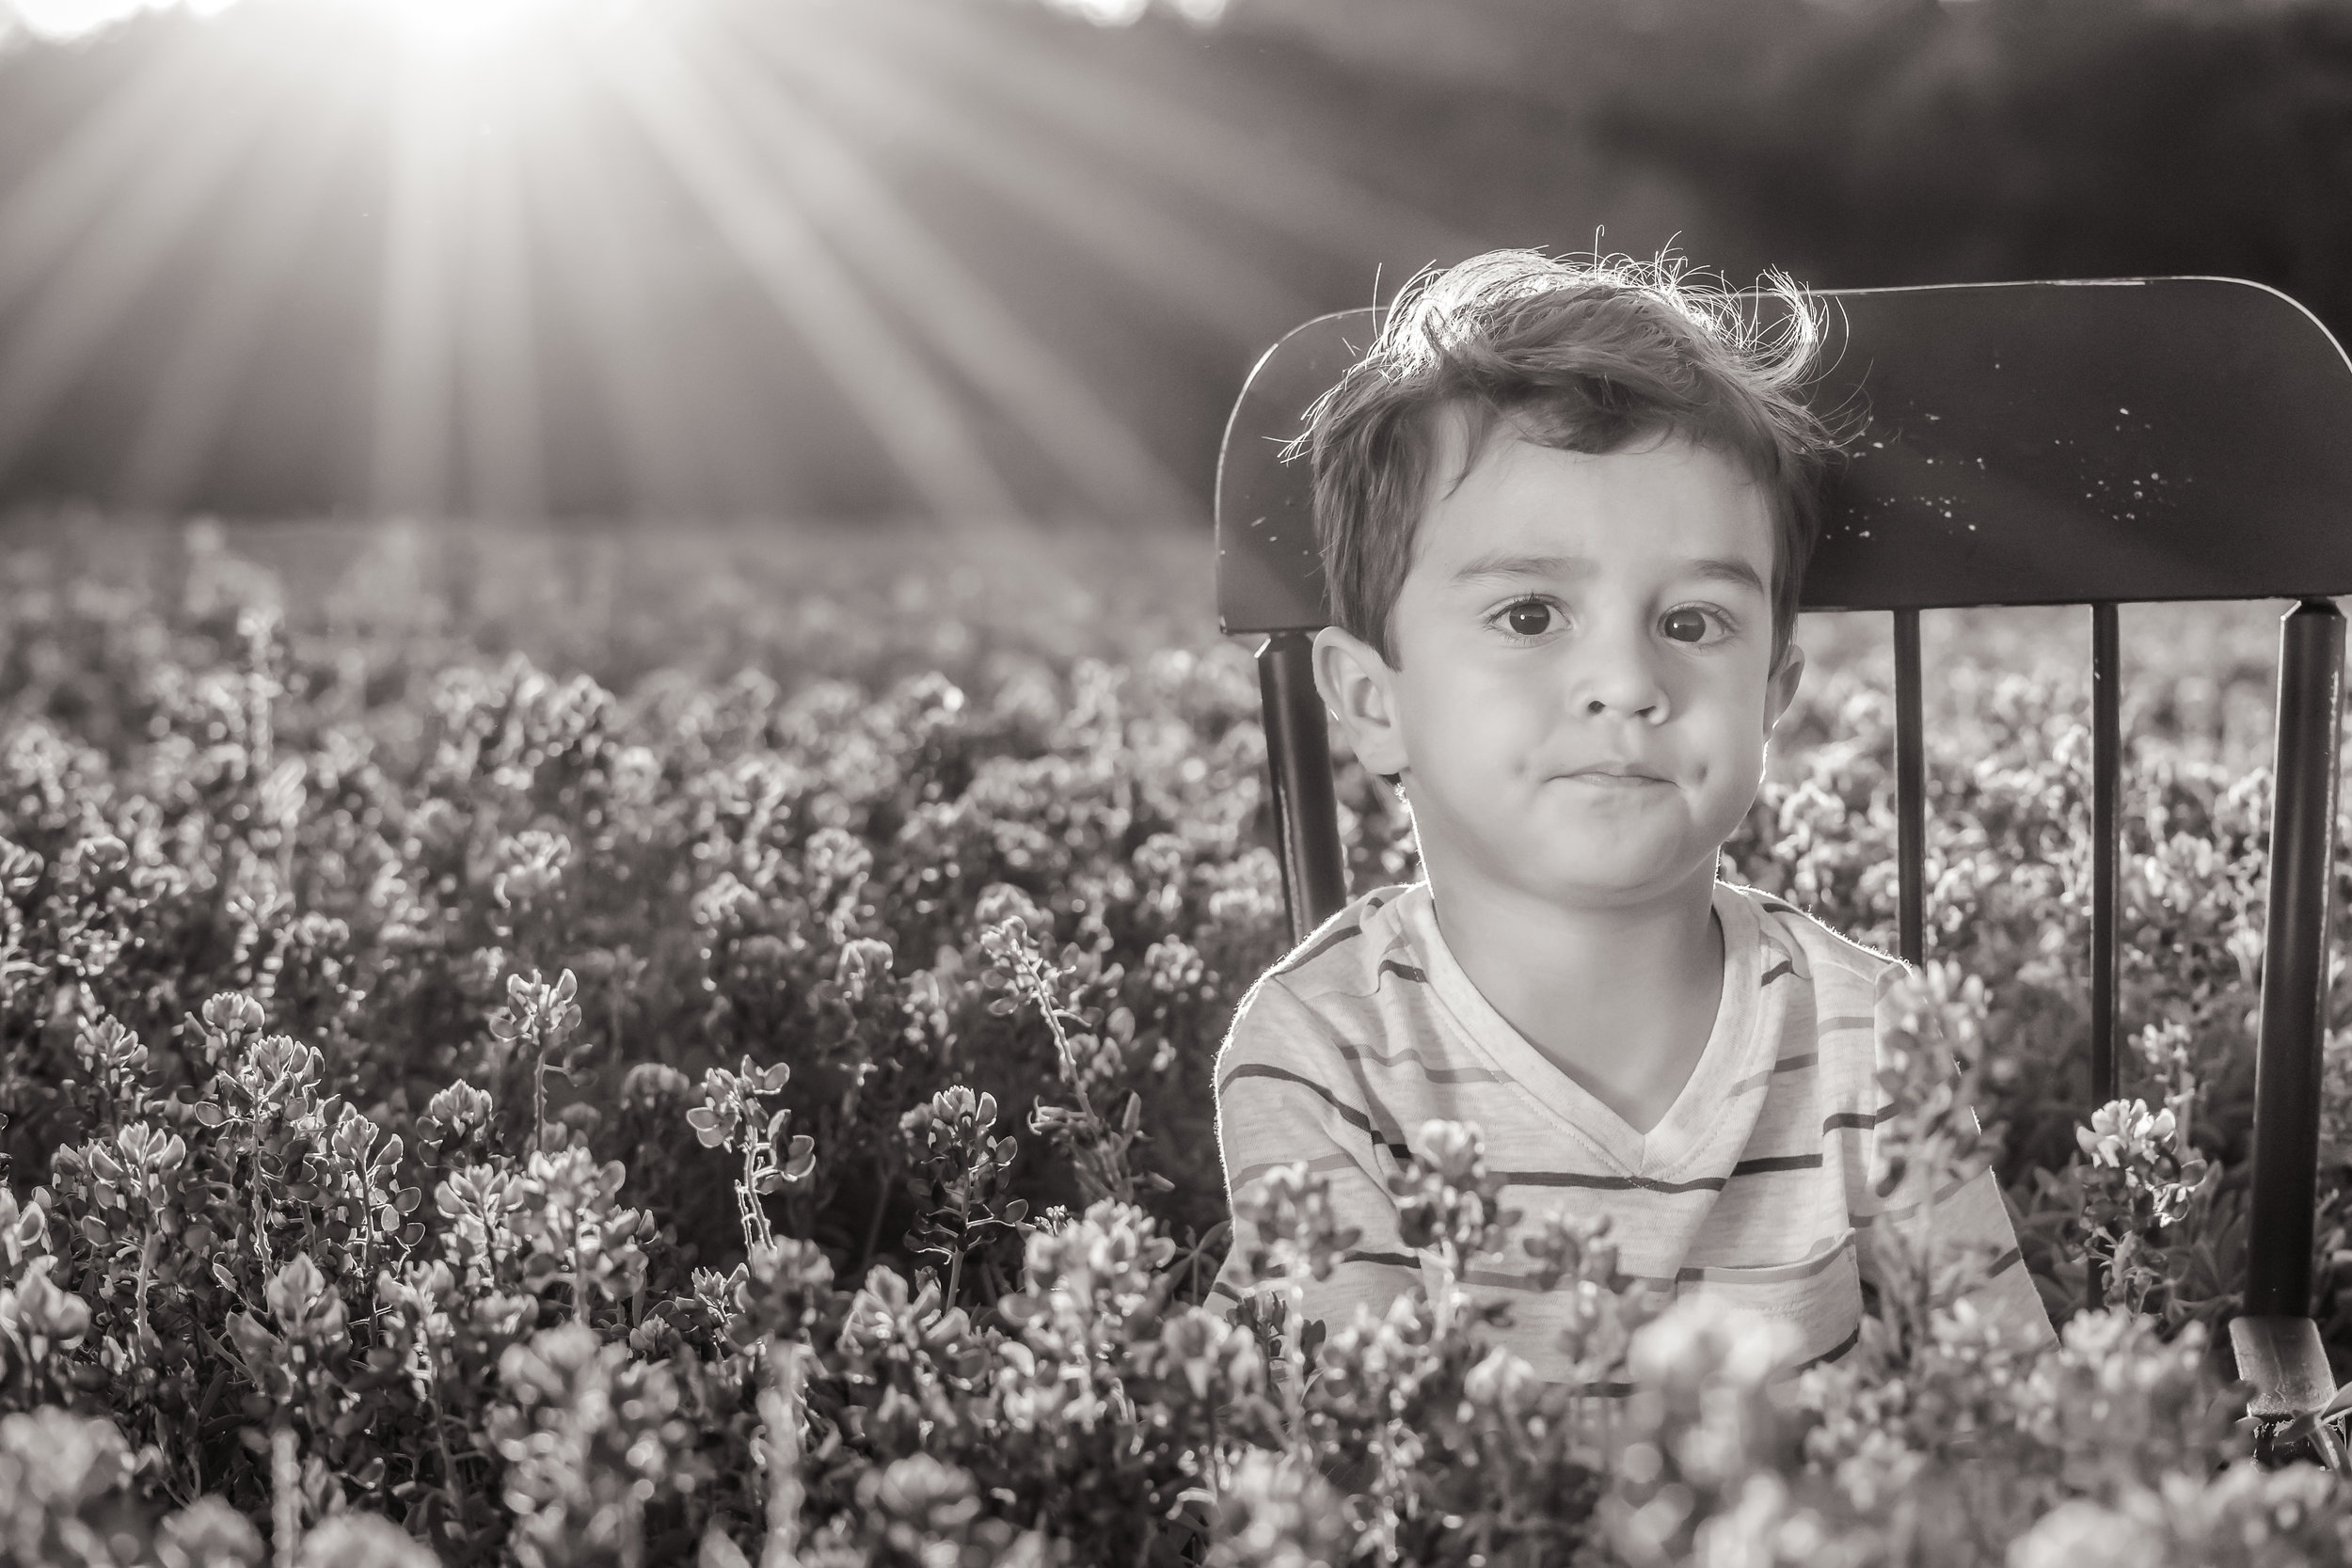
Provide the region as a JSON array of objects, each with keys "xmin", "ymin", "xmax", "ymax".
[
  {"xmin": 1583, "ymin": 688, "xmax": 1666, "ymax": 721},
  {"xmin": 1575, "ymin": 631, "xmax": 1671, "ymax": 721}
]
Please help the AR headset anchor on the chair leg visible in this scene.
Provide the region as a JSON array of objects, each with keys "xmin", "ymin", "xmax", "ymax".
[
  {"xmin": 2231, "ymin": 1315, "xmax": 2343, "ymax": 1465},
  {"xmin": 2243, "ymin": 601, "xmax": 2344, "ymax": 1323},
  {"xmin": 2233, "ymin": 602, "xmax": 2344, "ymax": 1463},
  {"xmin": 1256, "ymin": 631, "xmax": 1348, "ymax": 947}
]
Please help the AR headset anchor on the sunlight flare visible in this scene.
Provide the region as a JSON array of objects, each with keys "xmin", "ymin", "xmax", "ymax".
[
  {"xmin": 0, "ymin": 0, "xmax": 1460, "ymax": 519},
  {"xmin": 361, "ymin": 0, "xmax": 618, "ymax": 54},
  {"xmin": 599, "ymin": 25, "xmax": 1025, "ymax": 523},
  {"xmin": 0, "ymin": 58, "xmax": 271, "ymax": 474},
  {"xmin": 124, "ymin": 101, "xmax": 357, "ymax": 509}
]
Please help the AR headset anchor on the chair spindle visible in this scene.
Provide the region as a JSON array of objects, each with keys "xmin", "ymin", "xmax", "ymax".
[
  {"xmin": 1893, "ymin": 608, "xmax": 1926, "ymax": 967},
  {"xmin": 2091, "ymin": 602, "xmax": 2122, "ymax": 1106}
]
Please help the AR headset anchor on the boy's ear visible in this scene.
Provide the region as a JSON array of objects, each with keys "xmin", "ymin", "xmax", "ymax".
[
  {"xmin": 1312, "ymin": 626, "xmax": 1410, "ymax": 778},
  {"xmin": 1765, "ymin": 639, "xmax": 1806, "ymax": 737}
]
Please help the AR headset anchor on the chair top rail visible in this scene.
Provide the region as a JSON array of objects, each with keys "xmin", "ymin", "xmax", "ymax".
[{"xmin": 1216, "ymin": 277, "xmax": 2352, "ymax": 635}]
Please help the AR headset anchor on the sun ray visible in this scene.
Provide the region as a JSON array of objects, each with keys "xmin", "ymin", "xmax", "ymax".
[
  {"xmin": 368, "ymin": 66, "xmax": 469, "ymax": 518},
  {"xmin": 744, "ymin": 4, "xmax": 1314, "ymax": 355},
  {"xmin": 122, "ymin": 93, "xmax": 358, "ymax": 511},
  {"xmin": 2, "ymin": 0, "xmax": 1451, "ymax": 523},
  {"xmin": 850, "ymin": 0, "xmax": 1479, "ymax": 271},
  {"xmin": 521, "ymin": 104, "xmax": 704, "ymax": 517},
  {"xmin": 0, "ymin": 69, "xmax": 274, "ymax": 480},
  {"xmin": 685, "ymin": 17, "xmax": 1201, "ymax": 525},
  {"xmin": 0, "ymin": 42, "xmax": 216, "ymax": 321},
  {"xmin": 457, "ymin": 105, "xmax": 545, "ymax": 519},
  {"xmin": 596, "ymin": 23, "xmax": 1023, "ymax": 525}
]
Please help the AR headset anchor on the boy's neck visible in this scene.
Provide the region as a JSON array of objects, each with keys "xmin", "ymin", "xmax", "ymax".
[{"xmin": 1426, "ymin": 862, "xmax": 1727, "ymax": 1133}]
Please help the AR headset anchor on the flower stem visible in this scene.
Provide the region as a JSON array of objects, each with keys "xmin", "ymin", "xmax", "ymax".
[
  {"xmin": 134, "ymin": 1220, "xmax": 158, "ymax": 1368},
  {"xmin": 757, "ymin": 1338, "xmax": 804, "ymax": 1568},
  {"xmin": 271, "ymin": 1421, "xmax": 299, "ymax": 1568},
  {"xmin": 857, "ymin": 1154, "xmax": 891, "ymax": 1275}
]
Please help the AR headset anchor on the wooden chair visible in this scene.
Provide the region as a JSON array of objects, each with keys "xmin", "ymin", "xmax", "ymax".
[{"xmin": 1214, "ymin": 277, "xmax": 2352, "ymax": 1454}]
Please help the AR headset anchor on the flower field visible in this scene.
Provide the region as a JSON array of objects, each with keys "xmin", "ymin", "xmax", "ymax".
[{"xmin": 7, "ymin": 515, "xmax": 2352, "ymax": 1566}]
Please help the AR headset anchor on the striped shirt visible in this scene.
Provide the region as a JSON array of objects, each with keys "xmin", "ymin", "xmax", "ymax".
[{"xmin": 1208, "ymin": 879, "xmax": 2056, "ymax": 1382}]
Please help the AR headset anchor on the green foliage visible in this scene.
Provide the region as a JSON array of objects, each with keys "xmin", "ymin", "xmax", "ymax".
[{"xmin": 3, "ymin": 527, "xmax": 2352, "ymax": 1563}]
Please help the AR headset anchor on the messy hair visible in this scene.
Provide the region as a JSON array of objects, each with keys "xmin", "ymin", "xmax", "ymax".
[{"xmin": 1297, "ymin": 250, "xmax": 1840, "ymax": 668}]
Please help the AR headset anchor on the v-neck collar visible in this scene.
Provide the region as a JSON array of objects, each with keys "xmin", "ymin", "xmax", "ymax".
[{"xmin": 1398, "ymin": 880, "xmax": 1765, "ymax": 1179}]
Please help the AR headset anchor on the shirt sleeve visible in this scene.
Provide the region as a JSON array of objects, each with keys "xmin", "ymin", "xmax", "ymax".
[
  {"xmin": 1848, "ymin": 964, "xmax": 2058, "ymax": 1353},
  {"xmin": 1204, "ymin": 973, "xmax": 1422, "ymax": 1333}
]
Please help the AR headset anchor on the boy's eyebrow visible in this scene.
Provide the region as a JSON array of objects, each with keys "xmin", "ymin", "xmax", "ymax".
[{"xmin": 1449, "ymin": 550, "xmax": 1770, "ymax": 595}]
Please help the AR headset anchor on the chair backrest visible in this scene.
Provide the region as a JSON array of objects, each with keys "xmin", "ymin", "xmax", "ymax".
[
  {"xmin": 1221, "ymin": 279, "xmax": 2352, "ymax": 626},
  {"xmin": 1214, "ymin": 278, "xmax": 2352, "ymax": 1386}
]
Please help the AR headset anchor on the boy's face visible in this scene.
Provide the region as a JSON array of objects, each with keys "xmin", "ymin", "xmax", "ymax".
[{"xmin": 1314, "ymin": 421, "xmax": 1804, "ymax": 914}]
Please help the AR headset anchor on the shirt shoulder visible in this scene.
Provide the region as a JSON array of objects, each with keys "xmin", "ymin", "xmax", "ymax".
[
  {"xmin": 1721, "ymin": 883, "xmax": 1906, "ymax": 1002},
  {"xmin": 1225, "ymin": 882, "xmax": 1427, "ymax": 1025},
  {"xmin": 1263, "ymin": 881, "xmax": 1425, "ymax": 992},
  {"xmin": 1215, "ymin": 882, "xmax": 1430, "ymax": 1070}
]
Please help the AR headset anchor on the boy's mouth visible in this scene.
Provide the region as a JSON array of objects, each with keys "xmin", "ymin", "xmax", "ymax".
[{"xmin": 1567, "ymin": 762, "xmax": 1667, "ymax": 782}]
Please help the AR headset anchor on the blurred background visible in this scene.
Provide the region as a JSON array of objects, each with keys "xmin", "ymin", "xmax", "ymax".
[{"xmin": 0, "ymin": 0, "xmax": 2347, "ymax": 531}]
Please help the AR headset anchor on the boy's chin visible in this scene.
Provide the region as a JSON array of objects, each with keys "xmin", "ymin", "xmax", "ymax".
[
  {"xmin": 1472, "ymin": 857, "xmax": 1723, "ymax": 911},
  {"xmin": 1537, "ymin": 876, "xmax": 1715, "ymax": 911},
  {"xmin": 1427, "ymin": 816, "xmax": 1726, "ymax": 905}
]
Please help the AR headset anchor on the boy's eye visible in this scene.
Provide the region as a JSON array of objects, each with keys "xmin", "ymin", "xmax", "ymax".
[
  {"xmin": 1502, "ymin": 601, "xmax": 1555, "ymax": 638},
  {"xmin": 1661, "ymin": 607, "xmax": 1716, "ymax": 643}
]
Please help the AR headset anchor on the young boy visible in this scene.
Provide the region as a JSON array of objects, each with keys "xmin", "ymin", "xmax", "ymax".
[{"xmin": 1207, "ymin": 251, "xmax": 2055, "ymax": 1379}]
